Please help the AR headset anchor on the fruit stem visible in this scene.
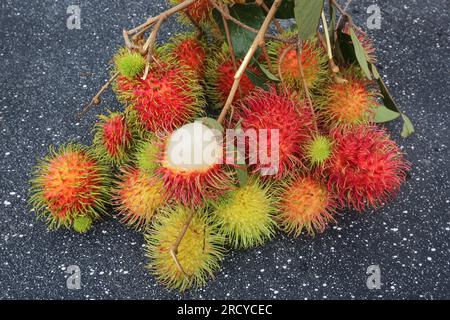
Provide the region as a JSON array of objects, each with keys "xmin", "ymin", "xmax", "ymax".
[
  {"xmin": 217, "ymin": 0, "xmax": 283, "ymax": 125},
  {"xmin": 170, "ymin": 209, "xmax": 195, "ymax": 281}
]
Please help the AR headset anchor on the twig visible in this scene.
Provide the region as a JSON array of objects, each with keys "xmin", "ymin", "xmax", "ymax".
[
  {"xmin": 336, "ymin": 0, "xmax": 353, "ymax": 28},
  {"xmin": 256, "ymin": 0, "xmax": 284, "ymax": 33},
  {"xmin": 217, "ymin": 0, "xmax": 282, "ymax": 124},
  {"xmin": 170, "ymin": 209, "xmax": 195, "ymax": 281},
  {"xmin": 77, "ymin": 72, "xmax": 119, "ymax": 118}
]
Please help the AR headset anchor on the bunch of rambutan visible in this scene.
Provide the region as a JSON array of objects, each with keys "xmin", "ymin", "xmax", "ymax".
[{"xmin": 28, "ymin": 3, "xmax": 412, "ymax": 292}]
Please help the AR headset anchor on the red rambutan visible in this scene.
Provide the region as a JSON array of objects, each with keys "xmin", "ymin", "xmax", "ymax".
[
  {"xmin": 238, "ymin": 88, "xmax": 314, "ymax": 179},
  {"xmin": 113, "ymin": 167, "xmax": 165, "ymax": 230},
  {"xmin": 268, "ymin": 36, "xmax": 328, "ymax": 92},
  {"xmin": 206, "ymin": 44, "xmax": 259, "ymax": 108},
  {"xmin": 156, "ymin": 122, "xmax": 234, "ymax": 207},
  {"xmin": 158, "ymin": 33, "xmax": 207, "ymax": 79},
  {"xmin": 279, "ymin": 176, "xmax": 337, "ymax": 236},
  {"xmin": 115, "ymin": 61, "xmax": 205, "ymax": 133},
  {"xmin": 317, "ymin": 69, "xmax": 380, "ymax": 127},
  {"xmin": 327, "ymin": 125, "xmax": 410, "ymax": 211},
  {"xmin": 29, "ymin": 144, "xmax": 110, "ymax": 231},
  {"xmin": 92, "ymin": 111, "xmax": 134, "ymax": 166},
  {"xmin": 170, "ymin": 0, "xmax": 213, "ymax": 27}
]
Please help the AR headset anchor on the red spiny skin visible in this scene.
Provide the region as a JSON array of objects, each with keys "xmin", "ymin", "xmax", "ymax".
[
  {"xmin": 327, "ymin": 125, "xmax": 410, "ymax": 211},
  {"xmin": 119, "ymin": 66, "xmax": 200, "ymax": 133},
  {"xmin": 278, "ymin": 44, "xmax": 320, "ymax": 86},
  {"xmin": 239, "ymin": 88, "xmax": 314, "ymax": 179},
  {"xmin": 157, "ymin": 163, "xmax": 232, "ymax": 207},
  {"xmin": 173, "ymin": 0, "xmax": 212, "ymax": 25},
  {"xmin": 217, "ymin": 59, "xmax": 258, "ymax": 105},
  {"xmin": 102, "ymin": 114, "xmax": 131, "ymax": 157},
  {"xmin": 173, "ymin": 38, "xmax": 206, "ymax": 78},
  {"xmin": 42, "ymin": 152, "xmax": 100, "ymax": 218}
]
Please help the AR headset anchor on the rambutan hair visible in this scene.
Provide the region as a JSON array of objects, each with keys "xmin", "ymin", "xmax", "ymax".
[
  {"xmin": 238, "ymin": 88, "xmax": 314, "ymax": 179},
  {"xmin": 156, "ymin": 122, "xmax": 234, "ymax": 207},
  {"xmin": 303, "ymin": 133, "xmax": 333, "ymax": 168},
  {"xmin": 145, "ymin": 205, "xmax": 225, "ymax": 291},
  {"xmin": 134, "ymin": 136, "xmax": 161, "ymax": 177},
  {"xmin": 115, "ymin": 61, "xmax": 205, "ymax": 134},
  {"xmin": 279, "ymin": 175, "xmax": 337, "ymax": 236},
  {"xmin": 327, "ymin": 125, "xmax": 410, "ymax": 211},
  {"xmin": 92, "ymin": 111, "xmax": 135, "ymax": 166},
  {"xmin": 29, "ymin": 144, "xmax": 110, "ymax": 231},
  {"xmin": 268, "ymin": 34, "xmax": 328, "ymax": 92},
  {"xmin": 206, "ymin": 44, "xmax": 259, "ymax": 108},
  {"xmin": 169, "ymin": 0, "xmax": 213, "ymax": 27},
  {"xmin": 211, "ymin": 176, "xmax": 278, "ymax": 249},
  {"xmin": 158, "ymin": 33, "xmax": 207, "ymax": 79},
  {"xmin": 114, "ymin": 48, "xmax": 146, "ymax": 79},
  {"xmin": 316, "ymin": 68, "xmax": 380, "ymax": 128},
  {"xmin": 113, "ymin": 167, "xmax": 165, "ymax": 230}
]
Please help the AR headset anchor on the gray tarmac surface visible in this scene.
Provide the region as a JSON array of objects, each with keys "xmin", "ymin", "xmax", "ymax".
[{"xmin": 0, "ymin": 0, "xmax": 449, "ymax": 299}]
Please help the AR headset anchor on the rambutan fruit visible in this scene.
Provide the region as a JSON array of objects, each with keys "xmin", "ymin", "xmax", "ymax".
[
  {"xmin": 114, "ymin": 48, "xmax": 146, "ymax": 79},
  {"xmin": 317, "ymin": 70, "xmax": 380, "ymax": 127},
  {"xmin": 327, "ymin": 125, "xmax": 410, "ymax": 211},
  {"xmin": 92, "ymin": 111, "xmax": 134, "ymax": 166},
  {"xmin": 279, "ymin": 176, "xmax": 337, "ymax": 236},
  {"xmin": 206, "ymin": 44, "xmax": 259, "ymax": 108},
  {"xmin": 29, "ymin": 144, "xmax": 110, "ymax": 232},
  {"xmin": 113, "ymin": 167, "xmax": 164, "ymax": 230},
  {"xmin": 268, "ymin": 36, "xmax": 328, "ymax": 92},
  {"xmin": 238, "ymin": 88, "xmax": 314, "ymax": 179},
  {"xmin": 157, "ymin": 122, "xmax": 233, "ymax": 207},
  {"xmin": 211, "ymin": 177, "xmax": 278, "ymax": 249},
  {"xmin": 135, "ymin": 137, "xmax": 160, "ymax": 177},
  {"xmin": 145, "ymin": 205, "xmax": 225, "ymax": 291},
  {"xmin": 342, "ymin": 23, "xmax": 377, "ymax": 63},
  {"xmin": 158, "ymin": 33, "xmax": 207, "ymax": 79},
  {"xmin": 115, "ymin": 61, "xmax": 205, "ymax": 133},
  {"xmin": 170, "ymin": 0, "xmax": 213, "ymax": 27},
  {"xmin": 304, "ymin": 134, "xmax": 333, "ymax": 168}
]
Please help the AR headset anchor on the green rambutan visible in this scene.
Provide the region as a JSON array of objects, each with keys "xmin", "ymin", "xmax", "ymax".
[
  {"xmin": 135, "ymin": 137, "xmax": 160, "ymax": 177},
  {"xmin": 158, "ymin": 33, "xmax": 207, "ymax": 79},
  {"xmin": 145, "ymin": 205, "xmax": 225, "ymax": 291},
  {"xmin": 115, "ymin": 61, "xmax": 205, "ymax": 133},
  {"xmin": 268, "ymin": 35, "xmax": 328, "ymax": 92},
  {"xmin": 206, "ymin": 44, "xmax": 259, "ymax": 108},
  {"xmin": 113, "ymin": 167, "xmax": 164, "ymax": 230},
  {"xmin": 157, "ymin": 122, "xmax": 234, "ymax": 207},
  {"xmin": 114, "ymin": 48, "xmax": 146, "ymax": 79},
  {"xmin": 211, "ymin": 177, "xmax": 278, "ymax": 249},
  {"xmin": 317, "ymin": 69, "xmax": 380, "ymax": 127},
  {"xmin": 92, "ymin": 111, "xmax": 135, "ymax": 166},
  {"xmin": 327, "ymin": 125, "xmax": 410, "ymax": 211},
  {"xmin": 279, "ymin": 176, "xmax": 337, "ymax": 236},
  {"xmin": 304, "ymin": 134, "xmax": 333, "ymax": 167},
  {"xmin": 29, "ymin": 144, "xmax": 110, "ymax": 232}
]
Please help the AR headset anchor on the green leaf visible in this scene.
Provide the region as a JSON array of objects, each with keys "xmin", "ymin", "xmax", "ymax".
[
  {"xmin": 294, "ymin": 0, "xmax": 324, "ymax": 41},
  {"xmin": 265, "ymin": 0, "xmax": 295, "ymax": 19},
  {"xmin": 401, "ymin": 114, "xmax": 415, "ymax": 138},
  {"xmin": 373, "ymin": 105, "xmax": 400, "ymax": 123},
  {"xmin": 349, "ymin": 27, "xmax": 372, "ymax": 80},
  {"xmin": 212, "ymin": 4, "xmax": 265, "ymax": 59},
  {"xmin": 253, "ymin": 58, "xmax": 280, "ymax": 82},
  {"xmin": 246, "ymin": 68, "xmax": 269, "ymax": 90},
  {"xmin": 329, "ymin": 0, "xmax": 336, "ymax": 48},
  {"xmin": 197, "ymin": 117, "xmax": 224, "ymax": 133}
]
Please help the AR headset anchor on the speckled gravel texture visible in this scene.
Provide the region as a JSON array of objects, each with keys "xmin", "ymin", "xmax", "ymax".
[{"xmin": 0, "ymin": 0, "xmax": 449, "ymax": 300}]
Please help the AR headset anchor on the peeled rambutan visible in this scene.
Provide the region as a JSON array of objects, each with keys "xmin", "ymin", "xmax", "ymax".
[
  {"xmin": 92, "ymin": 111, "xmax": 134, "ymax": 166},
  {"xmin": 145, "ymin": 205, "xmax": 225, "ymax": 291},
  {"xmin": 206, "ymin": 44, "xmax": 259, "ymax": 108},
  {"xmin": 212, "ymin": 177, "xmax": 278, "ymax": 249},
  {"xmin": 238, "ymin": 88, "xmax": 314, "ymax": 179},
  {"xmin": 279, "ymin": 176, "xmax": 337, "ymax": 236},
  {"xmin": 327, "ymin": 125, "xmax": 410, "ymax": 211},
  {"xmin": 268, "ymin": 36, "xmax": 328, "ymax": 92},
  {"xmin": 29, "ymin": 144, "xmax": 110, "ymax": 232},
  {"xmin": 135, "ymin": 137, "xmax": 160, "ymax": 177},
  {"xmin": 170, "ymin": 0, "xmax": 213, "ymax": 27},
  {"xmin": 113, "ymin": 167, "xmax": 164, "ymax": 230},
  {"xmin": 158, "ymin": 33, "xmax": 207, "ymax": 79},
  {"xmin": 115, "ymin": 61, "xmax": 205, "ymax": 133},
  {"xmin": 114, "ymin": 48, "xmax": 146, "ymax": 79},
  {"xmin": 317, "ymin": 70, "xmax": 380, "ymax": 127},
  {"xmin": 157, "ymin": 122, "xmax": 233, "ymax": 207}
]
